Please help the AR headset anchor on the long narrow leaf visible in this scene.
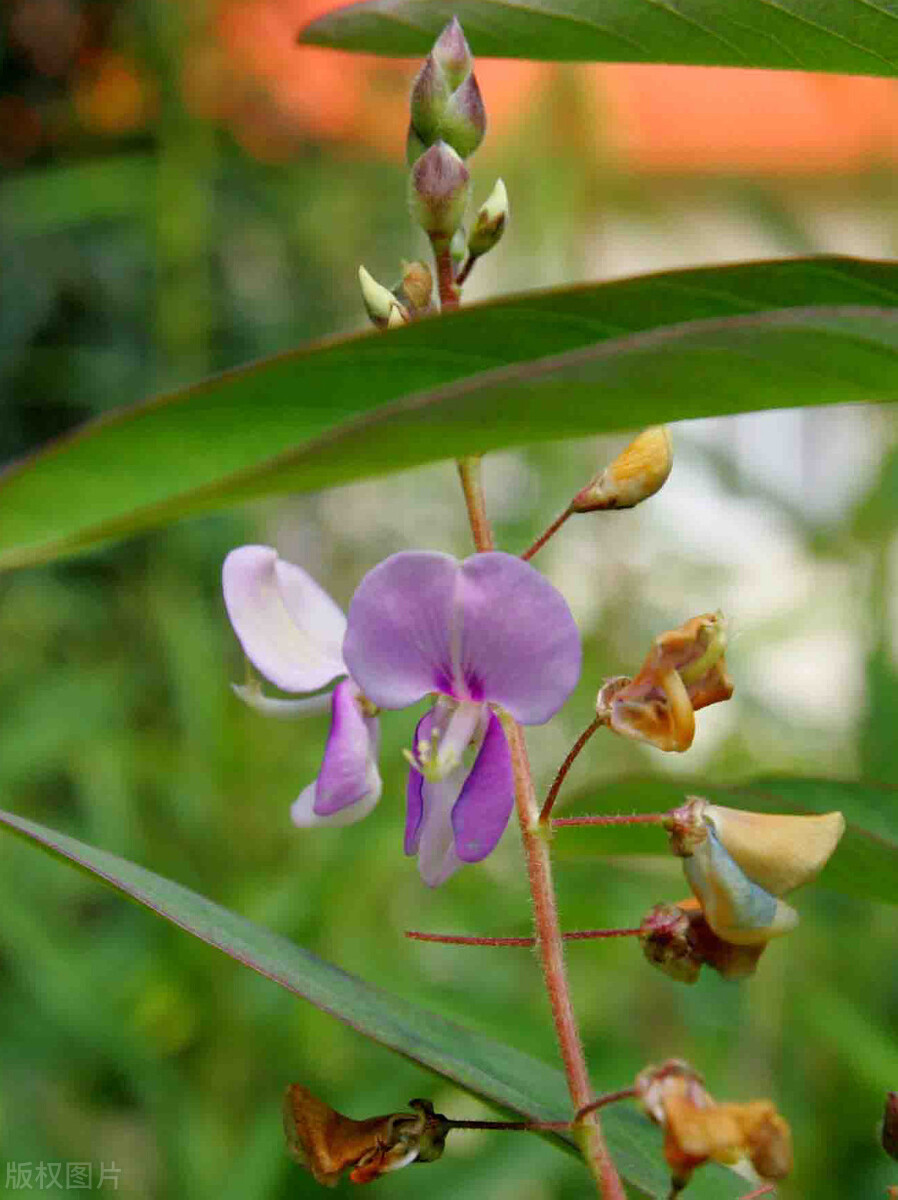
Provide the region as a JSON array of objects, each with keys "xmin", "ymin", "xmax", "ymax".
[
  {"xmin": 0, "ymin": 806, "xmax": 750, "ymax": 1198},
  {"xmin": 3, "ymin": 257, "xmax": 898, "ymax": 571},
  {"xmin": 300, "ymin": 0, "xmax": 898, "ymax": 76}
]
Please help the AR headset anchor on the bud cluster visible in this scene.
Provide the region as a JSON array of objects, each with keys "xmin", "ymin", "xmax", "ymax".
[{"xmin": 407, "ymin": 17, "xmax": 485, "ymax": 165}]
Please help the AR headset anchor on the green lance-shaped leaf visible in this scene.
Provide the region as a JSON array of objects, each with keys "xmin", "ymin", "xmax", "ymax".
[
  {"xmin": 0, "ymin": 806, "xmax": 750, "ymax": 1198},
  {"xmin": 301, "ymin": 0, "xmax": 898, "ymax": 78},
  {"xmin": 4, "ymin": 257, "xmax": 898, "ymax": 572}
]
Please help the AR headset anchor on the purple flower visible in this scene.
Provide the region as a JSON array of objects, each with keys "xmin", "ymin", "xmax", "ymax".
[
  {"xmin": 222, "ymin": 545, "xmax": 381, "ymax": 828},
  {"xmin": 224, "ymin": 546, "xmax": 582, "ymax": 887},
  {"xmin": 343, "ymin": 551, "xmax": 581, "ymax": 885}
]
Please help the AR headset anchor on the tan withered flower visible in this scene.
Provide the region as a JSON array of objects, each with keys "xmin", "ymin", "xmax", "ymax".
[
  {"xmin": 661, "ymin": 796, "xmax": 844, "ymax": 949},
  {"xmin": 635, "ymin": 1061, "xmax": 792, "ymax": 1197},
  {"xmin": 283, "ymin": 1084, "xmax": 449, "ymax": 1187},
  {"xmin": 640, "ymin": 900, "xmax": 766, "ymax": 984},
  {"xmin": 596, "ymin": 613, "xmax": 732, "ymax": 752},
  {"xmin": 668, "ymin": 796, "xmax": 845, "ymax": 897}
]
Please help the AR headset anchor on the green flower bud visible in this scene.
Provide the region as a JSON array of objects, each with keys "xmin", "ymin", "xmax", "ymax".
[
  {"xmin": 407, "ymin": 18, "xmax": 486, "ymax": 161},
  {"xmin": 409, "ymin": 54, "xmax": 451, "ymax": 144},
  {"xmin": 437, "ymin": 74, "xmax": 486, "ymax": 159},
  {"xmin": 432, "ymin": 17, "xmax": 473, "ymax": 90},
  {"xmin": 467, "ymin": 178, "xmax": 508, "ymax": 258},
  {"xmin": 408, "ymin": 141, "xmax": 471, "ymax": 243}
]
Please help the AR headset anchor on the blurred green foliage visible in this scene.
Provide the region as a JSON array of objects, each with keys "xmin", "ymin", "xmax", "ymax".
[{"xmin": 3, "ymin": 3, "xmax": 898, "ymax": 1198}]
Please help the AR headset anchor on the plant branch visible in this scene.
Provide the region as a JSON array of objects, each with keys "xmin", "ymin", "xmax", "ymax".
[
  {"xmin": 575, "ymin": 1088, "xmax": 638, "ymax": 1121},
  {"xmin": 553, "ymin": 812, "xmax": 667, "ymax": 828},
  {"xmin": 501, "ymin": 711, "xmax": 627, "ymax": 1200},
  {"xmin": 447, "ymin": 1117, "xmax": 571, "ymax": 1132},
  {"xmin": 406, "ymin": 928, "xmax": 642, "ymax": 946},
  {"xmin": 539, "ymin": 716, "xmax": 601, "ymax": 824},
  {"xmin": 456, "ymin": 442, "xmax": 624, "ymax": 1199},
  {"xmin": 433, "ymin": 239, "xmax": 460, "ymax": 311},
  {"xmin": 455, "ymin": 253, "xmax": 477, "ymax": 287},
  {"xmin": 522, "ymin": 503, "xmax": 574, "ymax": 561},
  {"xmin": 456, "ymin": 456, "xmax": 495, "ymax": 552}
]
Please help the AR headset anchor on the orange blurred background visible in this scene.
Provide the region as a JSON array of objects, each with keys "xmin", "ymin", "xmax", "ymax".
[{"xmin": 6, "ymin": 0, "xmax": 898, "ymax": 172}]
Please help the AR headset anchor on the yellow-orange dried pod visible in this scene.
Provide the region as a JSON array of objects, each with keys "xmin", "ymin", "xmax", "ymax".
[{"xmin": 573, "ymin": 426, "xmax": 673, "ymax": 512}]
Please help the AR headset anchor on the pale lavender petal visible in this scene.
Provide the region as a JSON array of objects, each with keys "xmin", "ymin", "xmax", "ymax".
[
  {"xmin": 343, "ymin": 552, "xmax": 461, "ymax": 708},
  {"xmin": 291, "ymin": 780, "xmax": 380, "ymax": 828},
  {"xmin": 223, "ymin": 545, "xmax": 346, "ymax": 693},
  {"xmin": 230, "ymin": 682, "xmax": 332, "ymax": 719},
  {"xmin": 314, "ymin": 680, "xmax": 381, "ymax": 816},
  {"xmin": 416, "ymin": 771, "xmax": 466, "ymax": 887},
  {"xmin": 452, "ymin": 553, "xmax": 581, "ymax": 724},
  {"xmin": 451, "ymin": 711, "xmax": 514, "ymax": 862},
  {"xmin": 344, "ymin": 550, "xmax": 581, "ymax": 722}
]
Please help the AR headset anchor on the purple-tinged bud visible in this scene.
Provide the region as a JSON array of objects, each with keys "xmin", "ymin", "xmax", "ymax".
[
  {"xmin": 432, "ymin": 17, "xmax": 472, "ymax": 91},
  {"xmin": 438, "ymin": 73, "xmax": 486, "ymax": 159},
  {"xmin": 883, "ymin": 1092, "xmax": 898, "ymax": 1161},
  {"xmin": 409, "ymin": 54, "xmax": 450, "ymax": 145},
  {"xmin": 407, "ymin": 18, "xmax": 485, "ymax": 161},
  {"xmin": 468, "ymin": 178, "xmax": 508, "ymax": 258},
  {"xmin": 409, "ymin": 141, "xmax": 470, "ymax": 243}
]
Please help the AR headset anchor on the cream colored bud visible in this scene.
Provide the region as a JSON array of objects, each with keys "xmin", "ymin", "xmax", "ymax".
[
  {"xmin": 573, "ymin": 426, "xmax": 673, "ymax": 512},
  {"xmin": 468, "ymin": 178, "xmax": 508, "ymax": 257},
  {"xmin": 358, "ymin": 265, "xmax": 407, "ymax": 328}
]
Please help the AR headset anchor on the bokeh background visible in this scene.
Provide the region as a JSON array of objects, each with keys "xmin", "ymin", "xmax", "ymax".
[{"xmin": 2, "ymin": 2, "xmax": 898, "ymax": 1197}]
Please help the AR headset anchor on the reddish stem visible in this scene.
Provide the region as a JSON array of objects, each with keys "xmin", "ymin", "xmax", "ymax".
[
  {"xmin": 521, "ymin": 504, "xmax": 574, "ymax": 562},
  {"xmin": 736, "ymin": 1187, "xmax": 777, "ymax": 1200},
  {"xmin": 406, "ymin": 928, "xmax": 642, "ymax": 947},
  {"xmin": 455, "ymin": 253, "xmax": 476, "ymax": 287},
  {"xmin": 539, "ymin": 717, "xmax": 602, "ymax": 824},
  {"xmin": 553, "ymin": 812, "xmax": 667, "ymax": 828},
  {"xmin": 433, "ymin": 241, "xmax": 460, "ymax": 310},
  {"xmin": 575, "ymin": 1088, "xmax": 638, "ymax": 1121},
  {"xmin": 456, "ymin": 457, "xmax": 494, "ymax": 552},
  {"xmin": 447, "ymin": 1117, "xmax": 571, "ymax": 1132},
  {"xmin": 457, "ymin": 430, "xmax": 625, "ymax": 1199},
  {"xmin": 503, "ymin": 716, "xmax": 627, "ymax": 1200}
]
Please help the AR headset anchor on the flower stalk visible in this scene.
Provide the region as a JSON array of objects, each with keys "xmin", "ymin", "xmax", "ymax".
[
  {"xmin": 539, "ymin": 715, "xmax": 601, "ymax": 823},
  {"xmin": 405, "ymin": 927, "xmax": 643, "ymax": 946},
  {"xmin": 501, "ymin": 714, "xmax": 626, "ymax": 1198}
]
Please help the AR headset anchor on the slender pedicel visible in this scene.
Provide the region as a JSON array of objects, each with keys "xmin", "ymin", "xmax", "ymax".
[
  {"xmin": 575, "ymin": 1088, "xmax": 638, "ymax": 1122},
  {"xmin": 552, "ymin": 812, "xmax": 667, "ymax": 828},
  {"xmin": 539, "ymin": 716, "xmax": 601, "ymax": 824},
  {"xmin": 406, "ymin": 928, "xmax": 642, "ymax": 946},
  {"xmin": 521, "ymin": 503, "xmax": 575, "ymax": 562}
]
